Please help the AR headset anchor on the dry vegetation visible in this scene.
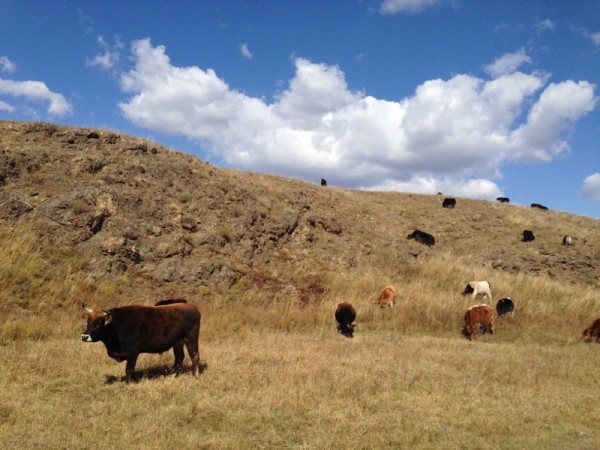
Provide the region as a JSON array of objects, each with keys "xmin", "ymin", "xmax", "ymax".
[{"xmin": 1, "ymin": 121, "xmax": 600, "ymax": 449}]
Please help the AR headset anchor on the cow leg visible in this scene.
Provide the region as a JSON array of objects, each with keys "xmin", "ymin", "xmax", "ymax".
[
  {"xmin": 125, "ymin": 354, "xmax": 139, "ymax": 382},
  {"xmin": 172, "ymin": 341, "xmax": 185, "ymax": 373},
  {"xmin": 184, "ymin": 339, "xmax": 200, "ymax": 377}
]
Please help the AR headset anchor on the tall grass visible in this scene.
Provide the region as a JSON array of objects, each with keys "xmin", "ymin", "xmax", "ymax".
[{"xmin": 7, "ymin": 246, "xmax": 598, "ymax": 447}]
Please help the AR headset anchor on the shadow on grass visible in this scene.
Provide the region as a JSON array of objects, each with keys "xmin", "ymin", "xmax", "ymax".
[{"xmin": 105, "ymin": 361, "xmax": 208, "ymax": 384}]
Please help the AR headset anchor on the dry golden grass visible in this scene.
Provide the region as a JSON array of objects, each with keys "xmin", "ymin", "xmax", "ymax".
[
  {"xmin": 2, "ymin": 250, "xmax": 600, "ymax": 448},
  {"xmin": 1, "ymin": 324, "xmax": 600, "ymax": 449}
]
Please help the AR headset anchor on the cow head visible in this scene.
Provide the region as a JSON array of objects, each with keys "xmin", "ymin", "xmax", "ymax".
[
  {"xmin": 461, "ymin": 284, "xmax": 474, "ymax": 296},
  {"xmin": 80, "ymin": 304, "xmax": 112, "ymax": 342}
]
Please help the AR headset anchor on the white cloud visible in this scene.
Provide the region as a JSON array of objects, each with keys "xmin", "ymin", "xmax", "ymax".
[
  {"xmin": 86, "ymin": 35, "xmax": 122, "ymax": 71},
  {"xmin": 0, "ymin": 100, "xmax": 15, "ymax": 112},
  {"xmin": 369, "ymin": 176, "xmax": 502, "ymax": 199},
  {"xmin": 0, "ymin": 56, "xmax": 17, "ymax": 73},
  {"xmin": 0, "ymin": 78, "xmax": 72, "ymax": 116},
  {"xmin": 509, "ymin": 80, "xmax": 597, "ymax": 161},
  {"xmin": 86, "ymin": 51, "xmax": 120, "ymax": 70},
  {"xmin": 240, "ymin": 43, "xmax": 253, "ymax": 59},
  {"xmin": 380, "ymin": 0, "xmax": 439, "ymax": 14},
  {"xmin": 581, "ymin": 173, "xmax": 600, "ymax": 201},
  {"xmin": 117, "ymin": 39, "xmax": 597, "ymax": 200},
  {"xmin": 587, "ymin": 31, "xmax": 600, "ymax": 46},
  {"xmin": 484, "ymin": 48, "xmax": 532, "ymax": 77},
  {"xmin": 535, "ymin": 19, "xmax": 555, "ymax": 33}
]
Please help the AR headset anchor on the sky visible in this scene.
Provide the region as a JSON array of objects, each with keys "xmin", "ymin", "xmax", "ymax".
[{"xmin": 1, "ymin": 1, "xmax": 599, "ymax": 218}]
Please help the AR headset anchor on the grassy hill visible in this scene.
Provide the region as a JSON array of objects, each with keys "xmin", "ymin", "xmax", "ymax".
[{"xmin": 1, "ymin": 121, "xmax": 599, "ymax": 448}]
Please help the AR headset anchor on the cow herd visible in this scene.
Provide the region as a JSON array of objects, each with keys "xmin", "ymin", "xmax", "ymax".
[
  {"xmin": 335, "ymin": 281, "xmax": 597, "ymax": 343},
  {"xmin": 405, "ymin": 198, "xmax": 577, "ymax": 249}
]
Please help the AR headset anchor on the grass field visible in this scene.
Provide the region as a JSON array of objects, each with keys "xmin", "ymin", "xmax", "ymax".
[{"xmin": 2, "ymin": 253, "xmax": 600, "ymax": 449}]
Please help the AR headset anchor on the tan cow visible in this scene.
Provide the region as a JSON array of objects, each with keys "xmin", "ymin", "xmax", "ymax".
[
  {"xmin": 462, "ymin": 304, "xmax": 494, "ymax": 341},
  {"xmin": 373, "ymin": 285, "xmax": 397, "ymax": 308}
]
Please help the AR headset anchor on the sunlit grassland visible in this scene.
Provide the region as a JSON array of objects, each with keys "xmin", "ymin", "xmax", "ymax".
[
  {"xmin": 1, "ymin": 327, "xmax": 599, "ymax": 449},
  {"xmin": 2, "ymin": 246, "xmax": 600, "ymax": 448}
]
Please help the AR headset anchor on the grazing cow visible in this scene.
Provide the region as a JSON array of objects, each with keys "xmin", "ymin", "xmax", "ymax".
[
  {"xmin": 335, "ymin": 302, "xmax": 356, "ymax": 338},
  {"xmin": 496, "ymin": 197, "xmax": 510, "ymax": 203},
  {"xmin": 407, "ymin": 229, "xmax": 435, "ymax": 246},
  {"xmin": 462, "ymin": 281, "xmax": 492, "ymax": 301},
  {"xmin": 442, "ymin": 198, "xmax": 456, "ymax": 208},
  {"xmin": 496, "ymin": 297, "xmax": 515, "ymax": 317},
  {"xmin": 321, "ymin": 178, "xmax": 327, "ymax": 186},
  {"xmin": 522, "ymin": 230, "xmax": 535, "ymax": 242},
  {"xmin": 80, "ymin": 301, "xmax": 201, "ymax": 382},
  {"xmin": 531, "ymin": 203, "xmax": 549, "ymax": 211},
  {"xmin": 581, "ymin": 318, "xmax": 600, "ymax": 343},
  {"xmin": 373, "ymin": 285, "xmax": 397, "ymax": 308},
  {"xmin": 462, "ymin": 304, "xmax": 494, "ymax": 341},
  {"xmin": 562, "ymin": 235, "xmax": 572, "ymax": 246}
]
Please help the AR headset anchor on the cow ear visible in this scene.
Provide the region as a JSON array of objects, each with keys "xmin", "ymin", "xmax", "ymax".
[
  {"xmin": 80, "ymin": 303, "xmax": 91, "ymax": 320},
  {"xmin": 103, "ymin": 311, "xmax": 112, "ymax": 325}
]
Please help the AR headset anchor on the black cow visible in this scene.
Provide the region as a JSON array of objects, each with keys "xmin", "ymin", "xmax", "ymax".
[
  {"xmin": 321, "ymin": 178, "xmax": 327, "ymax": 186},
  {"xmin": 335, "ymin": 302, "xmax": 356, "ymax": 338},
  {"xmin": 442, "ymin": 198, "xmax": 456, "ymax": 208},
  {"xmin": 407, "ymin": 229, "xmax": 435, "ymax": 246},
  {"xmin": 81, "ymin": 301, "xmax": 201, "ymax": 382},
  {"xmin": 531, "ymin": 203, "xmax": 549, "ymax": 211},
  {"xmin": 522, "ymin": 230, "xmax": 535, "ymax": 242},
  {"xmin": 496, "ymin": 197, "xmax": 510, "ymax": 203},
  {"xmin": 496, "ymin": 297, "xmax": 515, "ymax": 317},
  {"xmin": 562, "ymin": 235, "xmax": 572, "ymax": 246}
]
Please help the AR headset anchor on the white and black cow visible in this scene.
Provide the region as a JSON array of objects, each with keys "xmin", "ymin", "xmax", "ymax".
[{"xmin": 462, "ymin": 281, "xmax": 492, "ymax": 301}]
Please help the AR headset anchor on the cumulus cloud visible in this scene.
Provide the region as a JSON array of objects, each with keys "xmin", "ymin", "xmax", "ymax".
[
  {"xmin": 240, "ymin": 43, "xmax": 253, "ymax": 59},
  {"xmin": 86, "ymin": 35, "xmax": 121, "ymax": 71},
  {"xmin": 380, "ymin": 0, "xmax": 439, "ymax": 14},
  {"xmin": 0, "ymin": 100, "xmax": 15, "ymax": 112},
  {"xmin": 0, "ymin": 56, "xmax": 17, "ymax": 73},
  {"xmin": 581, "ymin": 173, "xmax": 600, "ymax": 201},
  {"xmin": 0, "ymin": 79, "xmax": 72, "ymax": 116},
  {"xmin": 484, "ymin": 48, "xmax": 532, "ymax": 77},
  {"xmin": 117, "ymin": 38, "xmax": 597, "ymax": 199}
]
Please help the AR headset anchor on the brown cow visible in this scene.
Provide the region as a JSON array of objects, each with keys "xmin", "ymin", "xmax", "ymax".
[
  {"xmin": 581, "ymin": 318, "xmax": 600, "ymax": 343},
  {"xmin": 81, "ymin": 301, "xmax": 201, "ymax": 382},
  {"xmin": 462, "ymin": 304, "xmax": 494, "ymax": 341},
  {"xmin": 335, "ymin": 303, "xmax": 356, "ymax": 338},
  {"xmin": 373, "ymin": 285, "xmax": 397, "ymax": 308}
]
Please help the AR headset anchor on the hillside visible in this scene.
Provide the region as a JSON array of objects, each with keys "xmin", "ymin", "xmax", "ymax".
[{"xmin": 1, "ymin": 120, "xmax": 598, "ymax": 307}]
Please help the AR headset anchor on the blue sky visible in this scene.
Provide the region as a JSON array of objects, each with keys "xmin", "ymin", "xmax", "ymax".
[{"xmin": 1, "ymin": 1, "xmax": 599, "ymax": 218}]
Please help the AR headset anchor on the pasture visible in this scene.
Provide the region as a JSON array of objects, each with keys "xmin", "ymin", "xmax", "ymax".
[{"xmin": 2, "ymin": 255, "xmax": 600, "ymax": 449}]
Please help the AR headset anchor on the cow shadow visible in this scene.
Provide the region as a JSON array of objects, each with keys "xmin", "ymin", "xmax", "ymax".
[{"xmin": 105, "ymin": 361, "xmax": 208, "ymax": 384}]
